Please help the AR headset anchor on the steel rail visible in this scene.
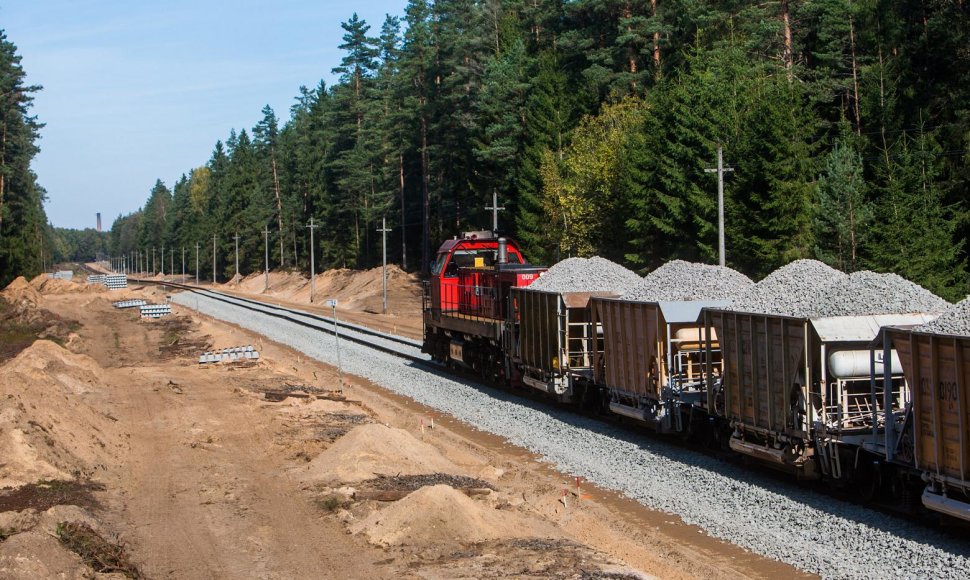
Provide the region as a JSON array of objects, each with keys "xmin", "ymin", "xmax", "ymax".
[{"xmin": 132, "ymin": 278, "xmax": 428, "ymax": 365}]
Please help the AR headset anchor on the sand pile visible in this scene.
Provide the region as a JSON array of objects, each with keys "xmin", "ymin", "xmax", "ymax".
[
  {"xmin": 232, "ymin": 266, "xmax": 421, "ymax": 314},
  {"xmin": 0, "ymin": 341, "xmax": 126, "ymax": 487},
  {"xmin": 32, "ymin": 277, "xmax": 93, "ymax": 295},
  {"xmin": 2, "ymin": 276, "xmax": 41, "ymax": 307},
  {"xmin": 350, "ymin": 484, "xmax": 548, "ymax": 547},
  {"xmin": 0, "ymin": 505, "xmax": 108, "ymax": 579},
  {"xmin": 304, "ymin": 423, "xmax": 464, "ymax": 484}
]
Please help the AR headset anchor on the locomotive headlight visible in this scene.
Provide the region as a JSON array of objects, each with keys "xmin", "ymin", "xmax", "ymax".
[{"xmin": 552, "ymin": 356, "xmax": 560, "ymax": 369}]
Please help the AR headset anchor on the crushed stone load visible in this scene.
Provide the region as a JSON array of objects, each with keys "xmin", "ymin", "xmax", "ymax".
[
  {"xmin": 622, "ymin": 260, "xmax": 753, "ymax": 302},
  {"xmin": 811, "ymin": 271, "xmax": 950, "ymax": 317},
  {"xmin": 915, "ymin": 297, "xmax": 970, "ymax": 336},
  {"xmin": 728, "ymin": 259, "xmax": 848, "ymax": 317},
  {"xmin": 528, "ymin": 256, "xmax": 640, "ymax": 294},
  {"xmin": 729, "ymin": 260, "xmax": 948, "ymax": 318}
]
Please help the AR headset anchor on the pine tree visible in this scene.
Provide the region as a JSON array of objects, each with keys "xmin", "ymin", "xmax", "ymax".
[
  {"xmin": 868, "ymin": 128, "xmax": 967, "ymax": 300},
  {"xmin": 0, "ymin": 29, "xmax": 47, "ymax": 285},
  {"xmin": 813, "ymin": 133, "xmax": 872, "ymax": 272}
]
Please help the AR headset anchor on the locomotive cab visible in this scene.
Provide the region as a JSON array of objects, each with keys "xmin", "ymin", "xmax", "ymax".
[{"xmin": 422, "ymin": 232, "xmax": 545, "ymax": 379}]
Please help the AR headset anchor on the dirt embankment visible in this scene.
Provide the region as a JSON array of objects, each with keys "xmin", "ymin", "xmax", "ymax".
[
  {"xmin": 219, "ymin": 265, "xmax": 425, "ymax": 339},
  {"xmin": 0, "ymin": 275, "xmax": 806, "ymax": 580}
]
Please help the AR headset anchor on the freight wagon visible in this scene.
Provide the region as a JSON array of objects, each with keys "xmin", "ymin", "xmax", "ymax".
[
  {"xmin": 703, "ymin": 309, "xmax": 935, "ymax": 481},
  {"xmin": 592, "ymin": 298, "xmax": 727, "ymax": 434},
  {"xmin": 507, "ymin": 288, "xmax": 614, "ymax": 403},
  {"xmin": 873, "ymin": 328, "xmax": 970, "ymax": 520}
]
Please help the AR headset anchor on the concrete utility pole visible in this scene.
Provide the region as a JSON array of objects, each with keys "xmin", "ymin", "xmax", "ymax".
[
  {"xmin": 263, "ymin": 225, "xmax": 270, "ymax": 293},
  {"xmin": 170, "ymin": 249, "xmax": 173, "ymax": 280},
  {"xmin": 233, "ymin": 233, "xmax": 240, "ymax": 283},
  {"xmin": 195, "ymin": 243, "xmax": 200, "ymax": 286},
  {"xmin": 162, "ymin": 247, "xmax": 166, "ymax": 277},
  {"xmin": 377, "ymin": 217, "xmax": 392, "ymax": 315},
  {"xmin": 307, "ymin": 217, "xmax": 318, "ymax": 303},
  {"xmin": 705, "ymin": 146, "xmax": 734, "ymax": 267},
  {"xmin": 181, "ymin": 247, "xmax": 185, "ymax": 282},
  {"xmin": 212, "ymin": 234, "xmax": 217, "ymax": 284},
  {"xmin": 485, "ymin": 190, "xmax": 505, "ymax": 232},
  {"xmin": 152, "ymin": 247, "xmax": 156, "ymax": 275},
  {"xmin": 326, "ymin": 299, "xmax": 342, "ymax": 385}
]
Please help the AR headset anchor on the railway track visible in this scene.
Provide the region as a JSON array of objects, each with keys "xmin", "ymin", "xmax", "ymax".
[{"xmin": 132, "ymin": 278, "xmax": 426, "ymax": 364}]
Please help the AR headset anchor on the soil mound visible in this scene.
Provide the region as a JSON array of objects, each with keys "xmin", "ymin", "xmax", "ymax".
[
  {"xmin": 350, "ymin": 484, "xmax": 547, "ymax": 547},
  {"xmin": 33, "ymin": 277, "xmax": 89, "ymax": 295},
  {"xmin": 0, "ymin": 341, "xmax": 125, "ymax": 487},
  {"xmin": 304, "ymin": 423, "xmax": 463, "ymax": 484},
  {"xmin": 2, "ymin": 276, "xmax": 41, "ymax": 307}
]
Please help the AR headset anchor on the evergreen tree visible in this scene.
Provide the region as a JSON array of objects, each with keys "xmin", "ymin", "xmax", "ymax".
[
  {"xmin": 814, "ymin": 133, "xmax": 872, "ymax": 272},
  {"xmin": 868, "ymin": 128, "xmax": 967, "ymax": 301},
  {"xmin": 0, "ymin": 29, "xmax": 47, "ymax": 285}
]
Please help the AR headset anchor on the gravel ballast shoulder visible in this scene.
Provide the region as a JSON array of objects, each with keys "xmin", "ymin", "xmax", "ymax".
[
  {"xmin": 622, "ymin": 260, "xmax": 752, "ymax": 301},
  {"xmin": 528, "ymin": 257, "xmax": 640, "ymax": 293},
  {"xmin": 915, "ymin": 297, "xmax": 970, "ymax": 335},
  {"xmin": 173, "ymin": 290, "xmax": 970, "ymax": 579}
]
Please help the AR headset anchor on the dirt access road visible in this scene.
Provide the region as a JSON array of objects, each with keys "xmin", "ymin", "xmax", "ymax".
[{"xmin": 0, "ymin": 277, "xmax": 809, "ymax": 579}]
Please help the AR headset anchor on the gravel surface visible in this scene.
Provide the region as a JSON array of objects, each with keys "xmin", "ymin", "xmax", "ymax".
[
  {"xmin": 529, "ymin": 257, "xmax": 640, "ymax": 293},
  {"xmin": 622, "ymin": 260, "xmax": 752, "ymax": 301},
  {"xmin": 173, "ymin": 290, "xmax": 970, "ymax": 579},
  {"xmin": 916, "ymin": 297, "xmax": 970, "ymax": 335}
]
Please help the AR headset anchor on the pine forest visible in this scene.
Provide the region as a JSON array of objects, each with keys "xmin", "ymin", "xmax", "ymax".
[{"xmin": 3, "ymin": 0, "xmax": 970, "ymax": 300}]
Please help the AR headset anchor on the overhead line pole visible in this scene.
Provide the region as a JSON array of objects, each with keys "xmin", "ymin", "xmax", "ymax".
[
  {"xmin": 263, "ymin": 225, "xmax": 270, "ymax": 293},
  {"xmin": 181, "ymin": 246, "xmax": 185, "ymax": 282},
  {"xmin": 485, "ymin": 190, "xmax": 505, "ymax": 232},
  {"xmin": 705, "ymin": 146, "xmax": 734, "ymax": 267},
  {"xmin": 233, "ymin": 232, "xmax": 240, "ymax": 283},
  {"xmin": 377, "ymin": 217, "xmax": 392, "ymax": 315},
  {"xmin": 195, "ymin": 242, "xmax": 200, "ymax": 286},
  {"xmin": 212, "ymin": 234, "xmax": 217, "ymax": 285},
  {"xmin": 307, "ymin": 217, "xmax": 318, "ymax": 303}
]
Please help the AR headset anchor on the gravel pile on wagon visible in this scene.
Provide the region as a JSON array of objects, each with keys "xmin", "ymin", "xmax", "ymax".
[
  {"xmin": 811, "ymin": 271, "xmax": 949, "ymax": 317},
  {"xmin": 621, "ymin": 260, "xmax": 753, "ymax": 301},
  {"xmin": 915, "ymin": 297, "xmax": 970, "ymax": 336},
  {"xmin": 728, "ymin": 259, "xmax": 847, "ymax": 316},
  {"xmin": 528, "ymin": 257, "xmax": 640, "ymax": 293},
  {"xmin": 729, "ymin": 260, "xmax": 949, "ymax": 318}
]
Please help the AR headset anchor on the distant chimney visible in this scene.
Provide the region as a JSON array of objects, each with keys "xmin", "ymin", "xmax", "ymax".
[{"xmin": 96, "ymin": 212, "xmax": 102, "ymax": 232}]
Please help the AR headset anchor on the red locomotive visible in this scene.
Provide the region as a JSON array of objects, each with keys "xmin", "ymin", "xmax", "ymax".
[{"xmin": 422, "ymin": 231, "xmax": 545, "ymax": 381}]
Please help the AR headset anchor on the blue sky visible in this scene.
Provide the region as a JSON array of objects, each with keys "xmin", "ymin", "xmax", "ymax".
[{"xmin": 1, "ymin": 1, "xmax": 406, "ymax": 229}]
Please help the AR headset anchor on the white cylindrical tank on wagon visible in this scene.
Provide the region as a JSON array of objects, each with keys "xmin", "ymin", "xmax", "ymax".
[{"xmin": 827, "ymin": 349, "xmax": 902, "ymax": 379}]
